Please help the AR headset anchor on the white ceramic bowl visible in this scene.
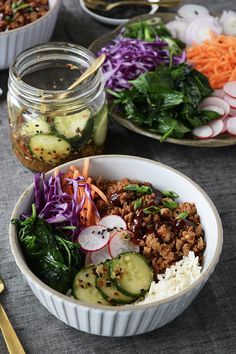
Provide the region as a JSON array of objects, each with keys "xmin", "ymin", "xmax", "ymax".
[
  {"xmin": 79, "ymin": 0, "xmax": 159, "ymax": 26},
  {"xmin": 9, "ymin": 155, "xmax": 223, "ymax": 336},
  {"xmin": 0, "ymin": 0, "xmax": 61, "ymax": 70}
]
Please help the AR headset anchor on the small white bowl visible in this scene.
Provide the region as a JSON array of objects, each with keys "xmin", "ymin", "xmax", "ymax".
[
  {"xmin": 0, "ymin": 0, "xmax": 62, "ymax": 70},
  {"xmin": 79, "ymin": 0, "xmax": 159, "ymax": 26},
  {"xmin": 9, "ymin": 155, "xmax": 223, "ymax": 336}
]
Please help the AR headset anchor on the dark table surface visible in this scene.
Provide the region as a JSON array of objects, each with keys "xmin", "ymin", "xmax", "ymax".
[{"xmin": 0, "ymin": 1, "xmax": 236, "ymax": 353}]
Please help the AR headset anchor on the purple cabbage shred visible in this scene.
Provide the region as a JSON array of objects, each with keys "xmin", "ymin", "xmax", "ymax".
[
  {"xmin": 33, "ymin": 172, "xmax": 100, "ymax": 240},
  {"xmin": 98, "ymin": 36, "xmax": 186, "ymax": 91}
]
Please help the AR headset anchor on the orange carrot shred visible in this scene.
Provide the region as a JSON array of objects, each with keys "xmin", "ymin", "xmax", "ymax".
[{"xmin": 187, "ymin": 33, "xmax": 236, "ymax": 89}]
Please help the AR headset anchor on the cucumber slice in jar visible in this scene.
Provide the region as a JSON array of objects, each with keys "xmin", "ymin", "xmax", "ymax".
[
  {"xmin": 54, "ymin": 109, "xmax": 91, "ymax": 139},
  {"xmin": 29, "ymin": 134, "xmax": 71, "ymax": 164},
  {"xmin": 73, "ymin": 265, "xmax": 110, "ymax": 305},
  {"xmin": 20, "ymin": 117, "xmax": 51, "ymax": 137},
  {"xmin": 109, "ymin": 252, "xmax": 153, "ymax": 298},
  {"xmin": 95, "ymin": 262, "xmax": 134, "ymax": 305},
  {"xmin": 94, "ymin": 104, "xmax": 108, "ymax": 146}
]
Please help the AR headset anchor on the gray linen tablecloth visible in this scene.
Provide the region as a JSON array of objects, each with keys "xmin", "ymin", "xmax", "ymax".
[{"xmin": 0, "ymin": 1, "xmax": 236, "ymax": 353}]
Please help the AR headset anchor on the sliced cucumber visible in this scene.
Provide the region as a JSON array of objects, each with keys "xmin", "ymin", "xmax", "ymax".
[
  {"xmin": 94, "ymin": 103, "xmax": 108, "ymax": 146},
  {"xmin": 29, "ymin": 134, "xmax": 71, "ymax": 164},
  {"xmin": 21, "ymin": 117, "xmax": 51, "ymax": 137},
  {"xmin": 54, "ymin": 109, "xmax": 91, "ymax": 139},
  {"xmin": 95, "ymin": 262, "xmax": 134, "ymax": 305},
  {"xmin": 70, "ymin": 117, "xmax": 94, "ymax": 150},
  {"xmin": 73, "ymin": 265, "xmax": 110, "ymax": 305},
  {"xmin": 109, "ymin": 252, "xmax": 153, "ymax": 297}
]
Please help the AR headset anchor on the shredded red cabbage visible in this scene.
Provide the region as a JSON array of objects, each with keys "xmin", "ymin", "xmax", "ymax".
[
  {"xmin": 98, "ymin": 36, "xmax": 186, "ymax": 91},
  {"xmin": 33, "ymin": 173, "xmax": 100, "ymax": 240}
]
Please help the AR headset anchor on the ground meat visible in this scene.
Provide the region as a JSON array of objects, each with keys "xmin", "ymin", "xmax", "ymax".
[
  {"xmin": 0, "ymin": 1, "xmax": 49, "ymax": 32},
  {"xmin": 95, "ymin": 178, "xmax": 206, "ymax": 276}
]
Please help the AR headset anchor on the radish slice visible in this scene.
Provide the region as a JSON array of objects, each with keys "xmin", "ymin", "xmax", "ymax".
[
  {"xmin": 226, "ymin": 117, "xmax": 236, "ymax": 135},
  {"xmin": 109, "ymin": 230, "xmax": 140, "ymax": 258},
  {"xmin": 185, "ymin": 16, "xmax": 222, "ymax": 45},
  {"xmin": 85, "ymin": 252, "xmax": 92, "ymax": 266},
  {"xmin": 99, "ymin": 215, "xmax": 127, "ymax": 230},
  {"xmin": 221, "ymin": 117, "xmax": 229, "ymax": 133},
  {"xmin": 213, "ymin": 89, "xmax": 225, "ymax": 99},
  {"xmin": 220, "ymin": 10, "xmax": 236, "ymax": 36},
  {"xmin": 91, "ymin": 245, "xmax": 111, "ymax": 265},
  {"xmin": 201, "ymin": 105, "xmax": 224, "ymax": 116},
  {"xmin": 224, "ymin": 94, "xmax": 236, "ymax": 109},
  {"xmin": 177, "ymin": 4, "xmax": 209, "ymax": 19},
  {"xmin": 78, "ymin": 225, "xmax": 110, "ymax": 252},
  {"xmin": 192, "ymin": 125, "xmax": 213, "ymax": 139},
  {"xmin": 200, "ymin": 97, "xmax": 230, "ymax": 118},
  {"xmin": 230, "ymin": 107, "xmax": 236, "ymax": 116},
  {"xmin": 166, "ymin": 20, "xmax": 188, "ymax": 42},
  {"xmin": 208, "ymin": 119, "xmax": 225, "ymax": 137},
  {"xmin": 223, "ymin": 82, "xmax": 236, "ymax": 99}
]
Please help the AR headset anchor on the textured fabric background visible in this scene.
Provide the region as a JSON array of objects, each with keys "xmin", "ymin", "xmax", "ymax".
[{"xmin": 0, "ymin": 1, "xmax": 236, "ymax": 353}]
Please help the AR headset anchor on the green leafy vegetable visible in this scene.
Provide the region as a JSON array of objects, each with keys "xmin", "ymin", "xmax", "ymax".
[
  {"xmin": 176, "ymin": 211, "xmax": 189, "ymax": 220},
  {"xmin": 109, "ymin": 64, "xmax": 218, "ymax": 141},
  {"xmin": 143, "ymin": 206, "xmax": 160, "ymax": 215},
  {"xmin": 124, "ymin": 184, "xmax": 153, "ymax": 195},
  {"xmin": 11, "ymin": 204, "xmax": 81, "ymax": 294},
  {"xmin": 161, "ymin": 191, "xmax": 179, "ymax": 198},
  {"xmin": 162, "ymin": 200, "xmax": 178, "ymax": 209}
]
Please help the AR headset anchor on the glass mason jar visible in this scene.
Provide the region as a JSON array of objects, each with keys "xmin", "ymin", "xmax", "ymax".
[{"xmin": 8, "ymin": 42, "xmax": 108, "ymax": 172}]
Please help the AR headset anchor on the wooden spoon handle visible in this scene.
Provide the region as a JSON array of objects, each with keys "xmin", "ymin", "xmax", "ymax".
[{"xmin": 0, "ymin": 304, "xmax": 26, "ymax": 354}]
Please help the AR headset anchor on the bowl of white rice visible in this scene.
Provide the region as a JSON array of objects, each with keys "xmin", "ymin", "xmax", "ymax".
[{"xmin": 9, "ymin": 155, "xmax": 223, "ymax": 336}]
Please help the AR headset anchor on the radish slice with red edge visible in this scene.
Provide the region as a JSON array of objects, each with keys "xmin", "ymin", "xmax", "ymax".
[
  {"xmin": 78, "ymin": 225, "xmax": 110, "ymax": 252},
  {"xmin": 177, "ymin": 4, "xmax": 209, "ymax": 19},
  {"xmin": 85, "ymin": 252, "xmax": 92, "ymax": 266},
  {"xmin": 192, "ymin": 125, "xmax": 213, "ymax": 139},
  {"xmin": 226, "ymin": 117, "xmax": 236, "ymax": 135},
  {"xmin": 230, "ymin": 107, "xmax": 236, "ymax": 116},
  {"xmin": 91, "ymin": 245, "xmax": 111, "ymax": 265},
  {"xmin": 221, "ymin": 117, "xmax": 229, "ymax": 133},
  {"xmin": 208, "ymin": 119, "xmax": 225, "ymax": 137},
  {"xmin": 200, "ymin": 97, "xmax": 230, "ymax": 118},
  {"xmin": 224, "ymin": 94, "xmax": 236, "ymax": 109},
  {"xmin": 213, "ymin": 89, "xmax": 225, "ymax": 99},
  {"xmin": 99, "ymin": 215, "xmax": 127, "ymax": 230},
  {"xmin": 109, "ymin": 230, "xmax": 139, "ymax": 258},
  {"xmin": 223, "ymin": 81, "xmax": 236, "ymax": 98},
  {"xmin": 201, "ymin": 105, "xmax": 224, "ymax": 116}
]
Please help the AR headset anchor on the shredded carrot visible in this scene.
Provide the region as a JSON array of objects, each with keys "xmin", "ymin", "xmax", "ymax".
[
  {"xmin": 82, "ymin": 158, "xmax": 89, "ymax": 180},
  {"xmin": 60, "ymin": 158, "xmax": 108, "ymax": 228},
  {"xmin": 90, "ymin": 184, "xmax": 108, "ymax": 203},
  {"xmin": 187, "ymin": 34, "xmax": 236, "ymax": 89}
]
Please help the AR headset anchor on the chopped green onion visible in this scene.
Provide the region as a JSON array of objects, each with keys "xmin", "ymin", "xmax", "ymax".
[
  {"xmin": 176, "ymin": 211, "xmax": 189, "ymax": 220},
  {"xmin": 12, "ymin": 2, "xmax": 31, "ymax": 13},
  {"xmin": 161, "ymin": 191, "xmax": 179, "ymax": 199},
  {"xmin": 5, "ymin": 16, "xmax": 13, "ymax": 23},
  {"xmin": 143, "ymin": 206, "xmax": 160, "ymax": 215},
  {"xmin": 133, "ymin": 198, "xmax": 142, "ymax": 211},
  {"xmin": 124, "ymin": 184, "xmax": 153, "ymax": 195},
  {"xmin": 162, "ymin": 200, "xmax": 178, "ymax": 209}
]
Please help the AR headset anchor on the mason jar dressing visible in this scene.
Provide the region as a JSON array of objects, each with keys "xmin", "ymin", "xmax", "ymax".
[{"xmin": 8, "ymin": 42, "xmax": 108, "ymax": 172}]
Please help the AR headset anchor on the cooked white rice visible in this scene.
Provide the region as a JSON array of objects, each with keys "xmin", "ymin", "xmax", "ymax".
[{"xmin": 136, "ymin": 251, "xmax": 202, "ymax": 305}]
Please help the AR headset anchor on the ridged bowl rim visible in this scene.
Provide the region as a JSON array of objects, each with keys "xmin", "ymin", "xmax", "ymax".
[{"xmin": 9, "ymin": 155, "xmax": 223, "ymax": 312}]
